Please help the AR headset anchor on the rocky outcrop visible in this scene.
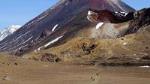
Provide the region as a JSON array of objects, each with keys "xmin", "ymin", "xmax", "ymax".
[
  {"xmin": 40, "ymin": 53, "xmax": 61, "ymax": 62},
  {"xmin": 126, "ymin": 8, "xmax": 150, "ymax": 34},
  {"xmin": 87, "ymin": 9, "xmax": 134, "ymax": 23}
]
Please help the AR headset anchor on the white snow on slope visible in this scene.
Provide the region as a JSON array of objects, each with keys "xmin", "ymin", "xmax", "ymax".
[
  {"xmin": 96, "ymin": 22, "xmax": 103, "ymax": 29},
  {"xmin": 44, "ymin": 36, "xmax": 63, "ymax": 47},
  {"xmin": 52, "ymin": 24, "xmax": 59, "ymax": 32},
  {"xmin": 88, "ymin": 11, "xmax": 95, "ymax": 15},
  {"xmin": 0, "ymin": 25, "xmax": 21, "ymax": 41},
  {"xmin": 35, "ymin": 36, "xmax": 63, "ymax": 52}
]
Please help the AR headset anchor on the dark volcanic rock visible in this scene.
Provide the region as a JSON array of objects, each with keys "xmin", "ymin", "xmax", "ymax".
[
  {"xmin": 0, "ymin": 0, "xmax": 135, "ymax": 55},
  {"xmin": 40, "ymin": 53, "xmax": 60, "ymax": 62},
  {"xmin": 81, "ymin": 43, "xmax": 97, "ymax": 55},
  {"xmin": 126, "ymin": 8, "xmax": 150, "ymax": 34}
]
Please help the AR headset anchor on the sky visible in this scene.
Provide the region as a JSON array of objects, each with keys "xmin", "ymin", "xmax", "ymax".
[{"xmin": 0, "ymin": 0, "xmax": 150, "ymax": 29}]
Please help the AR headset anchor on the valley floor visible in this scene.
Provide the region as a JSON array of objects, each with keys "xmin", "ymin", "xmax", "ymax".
[{"xmin": 0, "ymin": 56, "xmax": 150, "ymax": 84}]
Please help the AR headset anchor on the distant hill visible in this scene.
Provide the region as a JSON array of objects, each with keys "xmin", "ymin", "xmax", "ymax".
[{"xmin": 0, "ymin": 25, "xmax": 21, "ymax": 41}]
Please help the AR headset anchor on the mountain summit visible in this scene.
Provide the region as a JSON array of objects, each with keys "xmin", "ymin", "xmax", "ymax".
[{"xmin": 0, "ymin": 0, "xmax": 135, "ymax": 55}]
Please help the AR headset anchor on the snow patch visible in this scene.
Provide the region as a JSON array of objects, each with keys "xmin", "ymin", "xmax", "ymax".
[
  {"xmin": 140, "ymin": 66, "xmax": 150, "ymax": 68},
  {"xmin": 120, "ymin": 12, "xmax": 128, "ymax": 16},
  {"xmin": 38, "ymin": 47, "xmax": 42, "ymax": 51},
  {"xmin": 88, "ymin": 11, "xmax": 98, "ymax": 16},
  {"xmin": 0, "ymin": 25, "xmax": 21, "ymax": 41},
  {"xmin": 96, "ymin": 22, "xmax": 103, "ymax": 29},
  {"xmin": 115, "ymin": 11, "xmax": 128, "ymax": 16},
  {"xmin": 88, "ymin": 11, "xmax": 94, "ymax": 15},
  {"xmin": 44, "ymin": 36, "xmax": 63, "ymax": 47},
  {"xmin": 37, "ymin": 14, "xmax": 48, "ymax": 20},
  {"xmin": 8, "ymin": 25, "xmax": 21, "ymax": 33},
  {"xmin": 52, "ymin": 24, "xmax": 59, "ymax": 32}
]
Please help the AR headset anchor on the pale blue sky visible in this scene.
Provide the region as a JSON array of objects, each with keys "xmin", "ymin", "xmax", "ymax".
[
  {"xmin": 124, "ymin": 0, "xmax": 150, "ymax": 10},
  {"xmin": 0, "ymin": 0, "xmax": 149, "ymax": 29}
]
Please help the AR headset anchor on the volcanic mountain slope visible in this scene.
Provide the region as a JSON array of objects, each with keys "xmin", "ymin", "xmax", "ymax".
[
  {"xmin": 26, "ymin": 22, "xmax": 150, "ymax": 65},
  {"xmin": 24, "ymin": 8, "xmax": 150, "ymax": 65},
  {"xmin": 0, "ymin": 0, "xmax": 135, "ymax": 55},
  {"xmin": 26, "ymin": 25, "xmax": 150, "ymax": 65}
]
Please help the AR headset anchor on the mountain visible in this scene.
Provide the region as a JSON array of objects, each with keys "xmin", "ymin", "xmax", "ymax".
[
  {"xmin": 0, "ymin": 0, "xmax": 135, "ymax": 55},
  {"xmin": 26, "ymin": 8, "xmax": 150, "ymax": 65},
  {"xmin": 0, "ymin": 25, "xmax": 21, "ymax": 41}
]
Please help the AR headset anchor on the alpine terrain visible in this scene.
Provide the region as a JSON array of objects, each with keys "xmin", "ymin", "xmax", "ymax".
[
  {"xmin": 0, "ymin": 0, "xmax": 135, "ymax": 55},
  {"xmin": 0, "ymin": 1, "xmax": 150, "ymax": 84},
  {"xmin": 0, "ymin": 25, "xmax": 21, "ymax": 41}
]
